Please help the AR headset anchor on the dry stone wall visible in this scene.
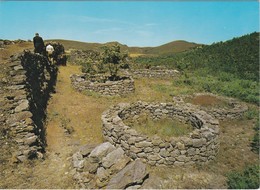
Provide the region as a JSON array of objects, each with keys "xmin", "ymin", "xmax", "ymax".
[
  {"xmin": 101, "ymin": 101, "xmax": 220, "ymax": 166},
  {"xmin": 128, "ymin": 69, "xmax": 180, "ymax": 79},
  {"xmin": 1, "ymin": 51, "xmax": 57, "ymax": 162},
  {"xmin": 71, "ymin": 74, "xmax": 135, "ymax": 96},
  {"xmin": 173, "ymin": 93, "xmax": 248, "ymax": 120}
]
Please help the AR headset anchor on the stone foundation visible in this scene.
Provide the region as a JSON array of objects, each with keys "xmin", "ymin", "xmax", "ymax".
[
  {"xmin": 173, "ymin": 93, "xmax": 248, "ymax": 120},
  {"xmin": 101, "ymin": 101, "xmax": 220, "ymax": 166},
  {"xmin": 70, "ymin": 74, "xmax": 135, "ymax": 96}
]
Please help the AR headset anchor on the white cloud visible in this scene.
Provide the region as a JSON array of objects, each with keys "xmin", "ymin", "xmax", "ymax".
[
  {"xmin": 94, "ymin": 27, "xmax": 123, "ymax": 34},
  {"xmin": 145, "ymin": 23, "xmax": 158, "ymax": 27}
]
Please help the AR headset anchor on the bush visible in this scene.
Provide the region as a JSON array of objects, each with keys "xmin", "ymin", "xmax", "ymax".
[{"xmin": 227, "ymin": 164, "xmax": 260, "ymax": 189}]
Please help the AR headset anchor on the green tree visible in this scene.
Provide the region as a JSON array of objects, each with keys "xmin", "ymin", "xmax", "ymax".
[{"xmin": 101, "ymin": 45, "xmax": 128, "ymax": 80}]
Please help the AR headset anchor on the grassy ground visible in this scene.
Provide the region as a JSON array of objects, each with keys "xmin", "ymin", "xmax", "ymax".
[{"xmin": 0, "ymin": 42, "xmax": 258, "ymax": 188}]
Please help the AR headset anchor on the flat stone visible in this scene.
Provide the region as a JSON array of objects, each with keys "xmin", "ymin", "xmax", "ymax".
[
  {"xmin": 107, "ymin": 159, "xmax": 148, "ymax": 189},
  {"xmin": 109, "ymin": 156, "xmax": 131, "ymax": 174},
  {"xmin": 147, "ymin": 154, "xmax": 161, "ymax": 161},
  {"xmin": 97, "ymin": 167, "xmax": 109, "ymax": 182},
  {"xmin": 176, "ymin": 155, "xmax": 186, "ymax": 162},
  {"xmin": 79, "ymin": 144, "xmax": 97, "ymax": 157},
  {"xmin": 176, "ymin": 142, "xmax": 185, "ymax": 150},
  {"xmin": 7, "ymin": 111, "xmax": 32, "ymax": 124},
  {"xmin": 135, "ymin": 141, "xmax": 152, "ymax": 148},
  {"xmin": 102, "ymin": 147, "xmax": 125, "ymax": 169},
  {"xmin": 89, "ymin": 142, "xmax": 116, "ymax": 163},
  {"xmin": 84, "ymin": 160, "xmax": 99, "ymax": 174},
  {"xmin": 17, "ymin": 155, "xmax": 27, "ymax": 162},
  {"xmin": 15, "ymin": 100, "xmax": 29, "ymax": 113},
  {"xmin": 24, "ymin": 135, "xmax": 37, "ymax": 145},
  {"xmin": 130, "ymin": 146, "xmax": 142, "ymax": 154},
  {"xmin": 192, "ymin": 138, "xmax": 207, "ymax": 148}
]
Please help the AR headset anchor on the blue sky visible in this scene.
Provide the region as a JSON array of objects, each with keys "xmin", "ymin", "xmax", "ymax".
[{"xmin": 0, "ymin": 1, "xmax": 259, "ymax": 47}]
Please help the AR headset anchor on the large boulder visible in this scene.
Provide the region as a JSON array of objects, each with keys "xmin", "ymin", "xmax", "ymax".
[
  {"xmin": 89, "ymin": 142, "xmax": 116, "ymax": 163},
  {"xmin": 106, "ymin": 159, "xmax": 148, "ymax": 189},
  {"xmin": 102, "ymin": 147, "xmax": 125, "ymax": 169}
]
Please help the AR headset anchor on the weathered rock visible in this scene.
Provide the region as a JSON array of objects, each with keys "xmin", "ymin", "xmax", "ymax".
[
  {"xmin": 96, "ymin": 167, "xmax": 109, "ymax": 182},
  {"xmin": 109, "ymin": 156, "xmax": 131, "ymax": 174},
  {"xmin": 24, "ymin": 135, "xmax": 37, "ymax": 145},
  {"xmin": 15, "ymin": 100, "xmax": 29, "ymax": 113},
  {"xmin": 102, "ymin": 147, "xmax": 125, "ymax": 169},
  {"xmin": 141, "ymin": 175, "xmax": 163, "ymax": 189},
  {"xmin": 84, "ymin": 159, "xmax": 99, "ymax": 174},
  {"xmin": 89, "ymin": 142, "xmax": 116, "ymax": 163},
  {"xmin": 192, "ymin": 138, "xmax": 207, "ymax": 148},
  {"xmin": 106, "ymin": 159, "xmax": 148, "ymax": 189},
  {"xmin": 79, "ymin": 144, "xmax": 97, "ymax": 157},
  {"xmin": 72, "ymin": 152, "xmax": 84, "ymax": 169}
]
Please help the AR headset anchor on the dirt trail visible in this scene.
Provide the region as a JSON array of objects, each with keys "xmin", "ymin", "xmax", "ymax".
[{"xmin": 35, "ymin": 64, "xmax": 105, "ymax": 188}]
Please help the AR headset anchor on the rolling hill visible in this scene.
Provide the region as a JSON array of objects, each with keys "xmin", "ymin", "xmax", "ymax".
[{"xmin": 45, "ymin": 39, "xmax": 200, "ymax": 55}]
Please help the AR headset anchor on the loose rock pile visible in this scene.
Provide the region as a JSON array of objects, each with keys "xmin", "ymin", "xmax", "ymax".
[
  {"xmin": 70, "ymin": 74, "xmax": 135, "ymax": 96},
  {"xmin": 72, "ymin": 142, "xmax": 148, "ymax": 189},
  {"xmin": 101, "ymin": 101, "xmax": 220, "ymax": 166},
  {"xmin": 173, "ymin": 93, "xmax": 248, "ymax": 120}
]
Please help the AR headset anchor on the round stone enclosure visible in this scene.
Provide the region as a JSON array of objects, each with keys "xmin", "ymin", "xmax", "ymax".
[
  {"xmin": 173, "ymin": 93, "xmax": 248, "ymax": 120},
  {"xmin": 70, "ymin": 74, "xmax": 135, "ymax": 96},
  {"xmin": 101, "ymin": 101, "xmax": 220, "ymax": 166}
]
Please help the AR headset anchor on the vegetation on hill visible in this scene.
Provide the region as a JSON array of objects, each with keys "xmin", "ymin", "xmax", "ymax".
[
  {"xmin": 46, "ymin": 39, "xmax": 199, "ymax": 55},
  {"xmin": 134, "ymin": 32, "xmax": 259, "ymax": 104}
]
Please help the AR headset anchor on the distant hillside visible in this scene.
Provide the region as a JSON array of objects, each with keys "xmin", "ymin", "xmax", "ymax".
[
  {"xmin": 45, "ymin": 39, "xmax": 200, "ymax": 55},
  {"xmin": 135, "ymin": 32, "xmax": 259, "ymax": 81},
  {"xmin": 141, "ymin": 40, "xmax": 199, "ymax": 55}
]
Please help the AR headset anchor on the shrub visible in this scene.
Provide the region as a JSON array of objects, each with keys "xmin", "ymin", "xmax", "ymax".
[{"xmin": 227, "ymin": 164, "xmax": 260, "ymax": 189}]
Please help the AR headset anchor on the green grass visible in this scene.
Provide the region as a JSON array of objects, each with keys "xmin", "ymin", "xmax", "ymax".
[{"xmin": 125, "ymin": 113, "xmax": 193, "ymax": 138}]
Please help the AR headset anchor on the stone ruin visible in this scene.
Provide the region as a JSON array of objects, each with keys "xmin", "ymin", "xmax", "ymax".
[
  {"xmin": 1, "ymin": 51, "xmax": 57, "ymax": 162},
  {"xmin": 70, "ymin": 74, "xmax": 135, "ymax": 96},
  {"xmin": 101, "ymin": 101, "xmax": 220, "ymax": 166},
  {"xmin": 128, "ymin": 68, "xmax": 180, "ymax": 79},
  {"xmin": 71, "ymin": 142, "xmax": 149, "ymax": 189},
  {"xmin": 173, "ymin": 93, "xmax": 248, "ymax": 120}
]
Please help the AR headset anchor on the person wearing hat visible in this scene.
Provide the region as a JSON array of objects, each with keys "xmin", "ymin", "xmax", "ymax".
[{"xmin": 33, "ymin": 33, "xmax": 45, "ymax": 54}]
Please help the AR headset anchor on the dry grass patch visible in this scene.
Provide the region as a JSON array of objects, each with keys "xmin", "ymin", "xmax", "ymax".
[{"xmin": 185, "ymin": 94, "xmax": 234, "ymax": 109}]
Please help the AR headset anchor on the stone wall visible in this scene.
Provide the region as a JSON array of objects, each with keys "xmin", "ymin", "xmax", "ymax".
[
  {"xmin": 128, "ymin": 69, "xmax": 180, "ymax": 79},
  {"xmin": 71, "ymin": 74, "xmax": 135, "ymax": 96},
  {"xmin": 2, "ymin": 51, "xmax": 57, "ymax": 162},
  {"xmin": 173, "ymin": 93, "xmax": 248, "ymax": 120},
  {"xmin": 101, "ymin": 101, "xmax": 220, "ymax": 166}
]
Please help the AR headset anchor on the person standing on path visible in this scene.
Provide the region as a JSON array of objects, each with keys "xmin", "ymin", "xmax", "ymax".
[
  {"xmin": 33, "ymin": 33, "xmax": 45, "ymax": 54},
  {"xmin": 46, "ymin": 43, "xmax": 55, "ymax": 63}
]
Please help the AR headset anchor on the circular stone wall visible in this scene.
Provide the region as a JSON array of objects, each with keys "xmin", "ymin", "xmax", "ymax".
[
  {"xmin": 70, "ymin": 74, "xmax": 135, "ymax": 96},
  {"xmin": 173, "ymin": 93, "xmax": 248, "ymax": 120},
  {"xmin": 101, "ymin": 101, "xmax": 220, "ymax": 166}
]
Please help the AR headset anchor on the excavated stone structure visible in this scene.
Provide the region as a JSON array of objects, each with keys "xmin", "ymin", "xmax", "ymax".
[
  {"xmin": 71, "ymin": 74, "xmax": 135, "ymax": 96},
  {"xmin": 101, "ymin": 101, "xmax": 220, "ymax": 166}
]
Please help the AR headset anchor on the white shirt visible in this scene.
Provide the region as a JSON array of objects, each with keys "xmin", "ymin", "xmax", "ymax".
[{"xmin": 46, "ymin": 44, "xmax": 54, "ymax": 54}]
